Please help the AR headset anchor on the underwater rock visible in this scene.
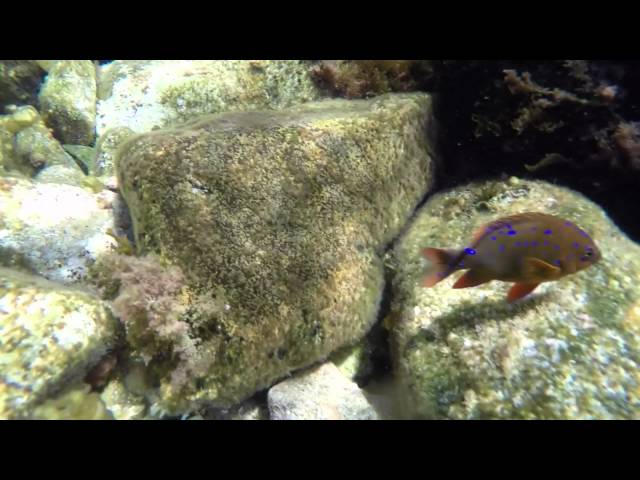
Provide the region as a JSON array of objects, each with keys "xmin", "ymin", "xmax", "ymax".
[
  {"xmin": 101, "ymin": 377, "xmax": 147, "ymax": 420},
  {"xmin": 208, "ymin": 396, "xmax": 269, "ymax": 420},
  {"xmin": 0, "ymin": 105, "xmax": 82, "ymax": 178},
  {"xmin": 330, "ymin": 341, "xmax": 374, "ymax": 383},
  {"xmin": 268, "ymin": 362, "xmax": 379, "ymax": 420},
  {"xmin": 95, "ymin": 126, "xmax": 135, "ymax": 178},
  {"xmin": 15, "ymin": 120, "xmax": 80, "ymax": 172},
  {"xmin": 0, "ymin": 104, "xmax": 85, "ymax": 180},
  {"xmin": 63, "ymin": 144, "xmax": 97, "ymax": 175},
  {"xmin": 39, "ymin": 60, "xmax": 97, "ymax": 145},
  {"xmin": 34, "ymin": 164, "xmax": 87, "ymax": 187},
  {"xmin": 0, "ymin": 177, "xmax": 117, "ymax": 283},
  {"xmin": 0, "ymin": 268, "xmax": 119, "ymax": 419},
  {"xmin": 0, "ymin": 104, "xmax": 40, "ymax": 133},
  {"xmin": 96, "ymin": 60, "xmax": 323, "ymax": 135},
  {"xmin": 390, "ymin": 178, "xmax": 640, "ymax": 419},
  {"xmin": 0, "ymin": 61, "xmax": 46, "ymax": 109},
  {"xmin": 31, "ymin": 383, "xmax": 112, "ymax": 420},
  {"xmin": 115, "ymin": 93, "xmax": 435, "ymax": 414}
]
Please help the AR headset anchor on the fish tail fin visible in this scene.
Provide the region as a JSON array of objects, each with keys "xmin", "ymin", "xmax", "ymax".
[{"xmin": 420, "ymin": 247, "xmax": 461, "ymax": 287}]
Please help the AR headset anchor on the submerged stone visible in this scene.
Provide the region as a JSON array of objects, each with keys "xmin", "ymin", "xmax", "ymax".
[
  {"xmin": 0, "ymin": 61, "xmax": 45, "ymax": 109},
  {"xmin": 115, "ymin": 93, "xmax": 435, "ymax": 414},
  {"xmin": 0, "ymin": 268, "xmax": 119, "ymax": 419},
  {"xmin": 268, "ymin": 362, "xmax": 379, "ymax": 420},
  {"xmin": 390, "ymin": 179, "xmax": 640, "ymax": 419},
  {"xmin": 0, "ymin": 177, "xmax": 117, "ymax": 283},
  {"xmin": 39, "ymin": 60, "xmax": 97, "ymax": 145},
  {"xmin": 97, "ymin": 60, "xmax": 323, "ymax": 135}
]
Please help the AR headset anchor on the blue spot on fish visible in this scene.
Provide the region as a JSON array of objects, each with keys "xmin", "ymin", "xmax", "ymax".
[
  {"xmin": 564, "ymin": 221, "xmax": 572, "ymax": 227},
  {"xmin": 464, "ymin": 248, "xmax": 476, "ymax": 255},
  {"xmin": 554, "ymin": 259, "xmax": 561, "ymax": 266},
  {"xmin": 544, "ymin": 229, "xmax": 553, "ymax": 235},
  {"xmin": 522, "ymin": 241, "xmax": 529, "ymax": 247},
  {"xmin": 543, "ymin": 240, "xmax": 549, "ymax": 246},
  {"xmin": 553, "ymin": 245, "xmax": 561, "ymax": 250},
  {"xmin": 499, "ymin": 244, "xmax": 506, "ymax": 252},
  {"xmin": 572, "ymin": 242, "xmax": 580, "ymax": 249},
  {"xmin": 490, "ymin": 236, "xmax": 497, "ymax": 241},
  {"xmin": 508, "ymin": 230, "xmax": 517, "ymax": 236}
]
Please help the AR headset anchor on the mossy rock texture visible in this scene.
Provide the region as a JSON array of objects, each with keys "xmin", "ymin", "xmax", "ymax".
[
  {"xmin": 390, "ymin": 178, "xmax": 640, "ymax": 419},
  {"xmin": 97, "ymin": 60, "xmax": 323, "ymax": 136},
  {"xmin": 39, "ymin": 61, "xmax": 97, "ymax": 146},
  {"xmin": 115, "ymin": 93, "xmax": 436, "ymax": 414},
  {"xmin": 0, "ymin": 268, "xmax": 119, "ymax": 419},
  {"xmin": 0, "ymin": 105, "xmax": 81, "ymax": 178}
]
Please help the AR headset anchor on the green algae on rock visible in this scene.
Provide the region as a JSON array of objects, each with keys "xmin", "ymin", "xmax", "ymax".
[
  {"xmin": 100, "ymin": 376, "xmax": 147, "ymax": 420},
  {"xmin": 95, "ymin": 126, "xmax": 135, "ymax": 178},
  {"xmin": 0, "ymin": 104, "xmax": 85, "ymax": 181},
  {"xmin": 0, "ymin": 268, "xmax": 119, "ymax": 419},
  {"xmin": 114, "ymin": 93, "xmax": 436, "ymax": 414},
  {"xmin": 31, "ymin": 383, "xmax": 112, "ymax": 420},
  {"xmin": 39, "ymin": 60, "xmax": 97, "ymax": 146},
  {"xmin": 63, "ymin": 144, "xmax": 97, "ymax": 175},
  {"xmin": 97, "ymin": 60, "xmax": 323, "ymax": 135},
  {"xmin": 390, "ymin": 178, "xmax": 640, "ymax": 419}
]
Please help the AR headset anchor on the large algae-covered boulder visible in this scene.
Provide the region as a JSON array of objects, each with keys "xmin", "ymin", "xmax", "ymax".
[
  {"xmin": 97, "ymin": 60, "xmax": 322, "ymax": 135},
  {"xmin": 0, "ymin": 177, "xmax": 117, "ymax": 283},
  {"xmin": 0, "ymin": 268, "xmax": 119, "ymax": 419},
  {"xmin": 115, "ymin": 93, "xmax": 436, "ymax": 414},
  {"xmin": 39, "ymin": 60, "xmax": 97, "ymax": 146},
  {"xmin": 390, "ymin": 178, "xmax": 640, "ymax": 419}
]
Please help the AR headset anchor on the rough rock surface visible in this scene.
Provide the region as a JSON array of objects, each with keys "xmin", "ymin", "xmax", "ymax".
[
  {"xmin": 0, "ymin": 268, "xmax": 119, "ymax": 419},
  {"xmin": 96, "ymin": 60, "xmax": 322, "ymax": 135},
  {"xmin": 268, "ymin": 362, "xmax": 378, "ymax": 420},
  {"xmin": 390, "ymin": 178, "xmax": 640, "ymax": 419},
  {"xmin": 39, "ymin": 60, "xmax": 97, "ymax": 145},
  {"xmin": 0, "ymin": 177, "xmax": 117, "ymax": 283},
  {"xmin": 115, "ymin": 93, "xmax": 436, "ymax": 414}
]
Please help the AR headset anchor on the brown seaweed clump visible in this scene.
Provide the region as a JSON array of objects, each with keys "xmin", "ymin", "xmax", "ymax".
[{"xmin": 309, "ymin": 60, "xmax": 432, "ymax": 99}]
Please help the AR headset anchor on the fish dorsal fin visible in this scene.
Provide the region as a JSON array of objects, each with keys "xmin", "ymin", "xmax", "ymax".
[
  {"xmin": 522, "ymin": 257, "xmax": 561, "ymax": 281},
  {"xmin": 471, "ymin": 213, "xmax": 538, "ymax": 244}
]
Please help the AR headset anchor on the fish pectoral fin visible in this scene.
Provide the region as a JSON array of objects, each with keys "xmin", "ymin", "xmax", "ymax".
[
  {"xmin": 507, "ymin": 282, "xmax": 540, "ymax": 302},
  {"xmin": 452, "ymin": 270, "xmax": 492, "ymax": 289},
  {"xmin": 522, "ymin": 257, "xmax": 561, "ymax": 280}
]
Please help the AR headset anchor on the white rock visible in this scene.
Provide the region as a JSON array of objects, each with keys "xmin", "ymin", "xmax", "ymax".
[
  {"xmin": 268, "ymin": 362, "xmax": 379, "ymax": 420},
  {"xmin": 0, "ymin": 177, "xmax": 116, "ymax": 284}
]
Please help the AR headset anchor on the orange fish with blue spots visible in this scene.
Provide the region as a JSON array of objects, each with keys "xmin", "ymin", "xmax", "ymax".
[{"xmin": 421, "ymin": 212, "xmax": 601, "ymax": 302}]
